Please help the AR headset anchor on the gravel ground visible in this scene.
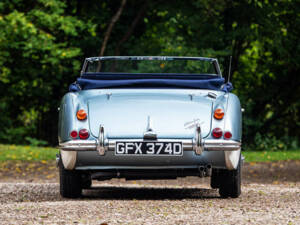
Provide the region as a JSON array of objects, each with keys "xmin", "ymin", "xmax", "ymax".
[{"xmin": 0, "ymin": 161, "xmax": 299, "ymax": 224}]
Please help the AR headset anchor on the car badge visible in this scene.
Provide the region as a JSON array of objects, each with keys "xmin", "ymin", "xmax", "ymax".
[
  {"xmin": 184, "ymin": 119, "xmax": 204, "ymax": 129},
  {"xmin": 143, "ymin": 116, "xmax": 157, "ymax": 140}
]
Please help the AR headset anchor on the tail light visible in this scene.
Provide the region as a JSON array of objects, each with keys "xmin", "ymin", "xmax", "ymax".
[
  {"xmin": 212, "ymin": 127, "xmax": 223, "ymax": 138},
  {"xmin": 79, "ymin": 129, "xmax": 89, "ymax": 139},
  {"xmin": 77, "ymin": 109, "xmax": 87, "ymax": 120},
  {"xmin": 214, "ymin": 108, "xmax": 224, "ymax": 120},
  {"xmin": 224, "ymin": 131, "xmax": 232, "ymax": 139},
  {"xmin": 70, "ymin": 130, "xmax": 78, "ymax": 139}
]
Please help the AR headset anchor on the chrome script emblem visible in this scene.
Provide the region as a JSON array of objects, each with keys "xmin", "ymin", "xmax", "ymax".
[{"xmin": 184, "ymin": 119, "xmax": 203, "ymax": 129}]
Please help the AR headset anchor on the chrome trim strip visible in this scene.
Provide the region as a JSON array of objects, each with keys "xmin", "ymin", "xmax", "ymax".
[
  {"xmin": 59, "ymin": 140, "xmax": 97, "ymax": 151},
  {"xmin": 86, "ymin": 56, "xmax": 217, "ymax": 62},
  {"xmin": 204, "ymin": 139, "xmax": 241, "ymax": 151},
  {"xmin": 81, "ymin": 59, "xmax": 88, "ymax": 75},
  {"xmin": 59, "ymin": 139, "xmax": 241, "ymax": 152}
]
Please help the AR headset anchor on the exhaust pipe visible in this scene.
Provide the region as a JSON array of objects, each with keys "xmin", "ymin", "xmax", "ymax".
[
  {"xmin": 205, "ymin": 164, "xmax": 212, "ymax": 177},
  {"xmin": 198, "ymin": 166, "xmax": 205, "ymax": 177}
]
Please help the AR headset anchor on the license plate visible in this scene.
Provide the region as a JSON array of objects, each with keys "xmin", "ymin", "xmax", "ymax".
[{"xmin": 115, "ymin": 142, "xmax": 183, "ymax": 156}]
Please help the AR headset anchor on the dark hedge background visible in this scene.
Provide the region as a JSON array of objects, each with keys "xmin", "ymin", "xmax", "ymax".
[{"xmin": 0, "ymin": 0, "xmax": 299, "ymax": 150}]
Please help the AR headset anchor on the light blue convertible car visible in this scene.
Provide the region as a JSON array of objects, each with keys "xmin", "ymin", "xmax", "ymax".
[{"xmin": 58, "ymin": 56, "xmax": 242, "ymax": 198}]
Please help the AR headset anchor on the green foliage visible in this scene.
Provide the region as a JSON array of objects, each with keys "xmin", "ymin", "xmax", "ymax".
[
  {"xmin": 254, "ymin": 133, "xmax": 286, "ymax": 151},
  {"xmin": 245, "ymin": 133, "xmax": 299, "ymax": 152},
  {"xmin": 25, "ymin": 137, "xmax": 48, "ymax": 147},
  {"xmin": 1, "ymin": 127, "xmax": 30, "ymax": 144},
  {"xmin": 0, "ymin": 0, "xmax": 95, "ymax": 144},
  {"xmin": 0, "ymin": 0, "xmax": 299, "ymax": 150}
]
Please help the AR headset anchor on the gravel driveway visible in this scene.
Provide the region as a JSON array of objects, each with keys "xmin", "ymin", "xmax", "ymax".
[{"xmin": 0, "ymin": 161, "xmax": 299, "ymax": 224}]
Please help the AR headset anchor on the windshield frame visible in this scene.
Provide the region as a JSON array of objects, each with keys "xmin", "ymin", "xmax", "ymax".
[{"xmin": 81, "ymin": 56, "xmax": 222, "ymax": 77}]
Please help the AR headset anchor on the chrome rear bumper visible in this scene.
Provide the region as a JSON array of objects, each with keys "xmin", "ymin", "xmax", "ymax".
[
  {"xmin": 59, "ymin": 139, "xmax": 241, "ymax": 153},
  {"xmin": 59, "ymin": 139, "xmax": 241, "ymax": 170}
]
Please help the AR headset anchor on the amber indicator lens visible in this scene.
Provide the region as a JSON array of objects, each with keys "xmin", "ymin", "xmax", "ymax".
[
  {"xmin": 214, "ymin": 108, "xmax": 224, "ymax": 120},
  {"xmin": 77, "ymin": 109, "xmax": 87, "ymax": 120},
  {"xmin": 212, "ymin": 128, "xmax": 223, "ymax": 138},
  {"xmin": 70, "ymin": 130, "xmax": 78, "ymax": 139},
  {"xmin": 79, "ymin": 129, "xmax": 89, "ymax": 139}
]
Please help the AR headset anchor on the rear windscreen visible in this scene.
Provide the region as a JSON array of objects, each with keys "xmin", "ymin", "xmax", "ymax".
[{"xmin": 85, "ymin": 58, "xmax": 217, "ymax": 75}]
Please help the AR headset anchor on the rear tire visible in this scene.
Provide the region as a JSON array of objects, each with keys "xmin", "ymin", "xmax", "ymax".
[
  {"xmin": 218, "ymin": 157, "xmax": 241, "ymax": 198},
  {"xmin": 210, "ymin": 169, "xmax": 221, "ymax": 189},
  {"xmin": 59, "ymin": 159, "xmax": 82, "ymax": 198}
]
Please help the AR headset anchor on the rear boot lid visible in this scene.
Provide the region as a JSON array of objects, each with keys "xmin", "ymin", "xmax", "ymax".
[{"xmin": 88, "ymin": 91, "xmax": 213, "ymax": 139}]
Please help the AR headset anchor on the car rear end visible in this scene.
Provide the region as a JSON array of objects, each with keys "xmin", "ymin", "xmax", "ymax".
[{"xmin": 57, "ymin": 56, "xmax": 242, "ymax": 198}]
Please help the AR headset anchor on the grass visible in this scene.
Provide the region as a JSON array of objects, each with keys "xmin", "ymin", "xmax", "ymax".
[
  {"xmin": 242, "ymin": 150, "xmax": 300, "ymax": 162},
  {"xmin": 0, "ymin": 144, "xmax": 299, "ymax": 163},
  {"xmin": 0, "ymin": 144, "xmax": 58, "ymax": 161}
]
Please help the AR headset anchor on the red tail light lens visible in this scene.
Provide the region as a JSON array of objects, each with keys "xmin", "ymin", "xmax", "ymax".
[
  {"xmin": 70, "ymin": 130, "xmax": 78, "ymax": 139},
  {"xmin": 79, "ymin": 129, "xmax": 89, "ymax": 139},
  {"xmin": 214, "ymin": 108, "xmax": 224, "ymax": 120},
  {"xmin": 224, "ymin": 131, "xmax": 232, "ymax": 139},
  {"xmin": 212, "ymin": 128, "xmax": 223, "ymax": 138}
]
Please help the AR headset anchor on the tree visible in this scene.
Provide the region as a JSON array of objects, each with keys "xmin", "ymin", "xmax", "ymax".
[{"xmin": 0, "ymin": 0, "xmax": 299, "ymax": 149}]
